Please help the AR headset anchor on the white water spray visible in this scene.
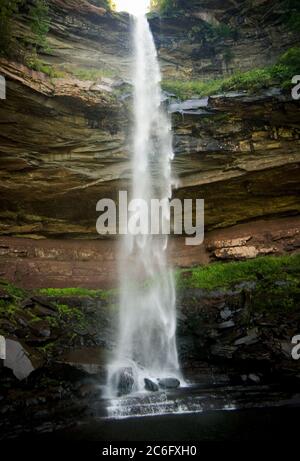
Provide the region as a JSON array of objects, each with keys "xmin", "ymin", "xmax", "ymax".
[{"xmin": 107, "ymin": 13, "xmax": 180, "ymax": 395}]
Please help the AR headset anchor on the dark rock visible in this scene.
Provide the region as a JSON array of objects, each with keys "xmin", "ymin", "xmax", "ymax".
[
  {"xmin": 169, "ymin": 97, "xmax": 210, "ymax": 114},
  {"xmin": 218, "ymin": 320, "xmax": 235, "ymax": 329},
  {"xmin": 234, "ymin": 330, "xmax": 259, "ymax": 346},
  {"xmin": 0, "ymin": 366, "xmax": 19, "ymax": 390},
  {"xmin": 0, "ymin": 289, "xmax": 12, "ymax": 302},
  {"xmin": 29, "ymin": 320, "xmax": 51, "ymax": 338},
  {"xmin": 220, "ymin": 307, "xmax": 233, "ymax": 320},
  {"xmin": 144, "ymin": 378, "xmax": 159, "ymax": 392},
  {"xmin": 26, "ymin": 364, "xmax": 88, "ymax": 388},
  {"xmin": 113, "ymin": 367, "xmax": 134, "ymax": 396},
  {"xmin": 211, "ymin": 344, "xmax": 237, "ymax": 359},
  {"xmin": 15, "ymin": 312, "xmax": 31, "ymax": 328},
  {"xmin": 58, "ymin": 347, "xmax": 106, "ymax": 376},
  {"xmin": 77, "ymin": 383, "xmax": 100, "ymax": 399},
  {"xmin": 248, "ymin": 373, "xmax": 261, "ymax": 384},
  {"xmin": 158, "ymin": 378, "xmax": 180, "ymax": 389}
]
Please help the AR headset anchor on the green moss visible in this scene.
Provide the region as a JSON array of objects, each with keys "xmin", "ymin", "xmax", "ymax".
[
  {"xmin": 38, "ymin": 287, "xmax": 115, "ymax": 299},
  {"xmin": 252, "ymin": 279, "xmax": 300, "ymax": 314},
  {"xmin": 70, "ymin": 67, "xmax": 115, "ymax": 81},
  {"xmin": 163, "ymin": 47, "xmax": 300, "ymax": 99},
  {"xmin": 178, "ymin": 254, "xmax": 300, "ymax": 292},
  {"xmin": 0, "ymin": 279, "xmax": 26, "ymax": 299},
  {"xmin": 26, "ymin": 56, "xmax": 65, "ymax": 78},
  {"xmin": 56, "ymin": 303, "xmax": 84, "ymax": 322},
  {"xmin": 29, "ymin": 0, "xmax": 50, "ymax": 51}
]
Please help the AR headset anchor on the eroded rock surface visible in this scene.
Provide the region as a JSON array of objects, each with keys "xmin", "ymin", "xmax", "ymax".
[{"xmin": 0, "ymin": 1, "xmax": 299, "ymax": 238}]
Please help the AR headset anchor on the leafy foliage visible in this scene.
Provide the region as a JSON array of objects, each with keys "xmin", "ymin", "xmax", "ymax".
[
  {"xmin": 283, "ymin": 0, "xmax": 300, "ymax": 31},
  {"xmin": 25, "ymin": 55, "xmax": 65, "ymax": 77},
  {"xmin": 29, "ymin": 0, "xmax": 50, "ymax": 50},
  {"xmin": 0, "ymin": 0, "xmax": 24, "ymax": 55},
  {"xmin": 162, "ymin": 47, "xmax": 300, "ymax": 99},
  {"xmin": 0, "ymin": 0, "xmax": 50, "ymax": 57},
  {"xmin": 150, "ymin": 0, "xmax": 179, "ymax": 14}
]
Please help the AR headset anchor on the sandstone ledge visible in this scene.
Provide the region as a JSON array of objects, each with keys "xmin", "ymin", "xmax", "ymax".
[{"xmin": 0, "ymin": 216, "xmax": 299, "ymax": 289}]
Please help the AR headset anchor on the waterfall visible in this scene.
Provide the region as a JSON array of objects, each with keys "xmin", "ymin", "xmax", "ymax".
[{"xmin": 107, "ymin": 13, "xmax": 180, "ymax": 395}]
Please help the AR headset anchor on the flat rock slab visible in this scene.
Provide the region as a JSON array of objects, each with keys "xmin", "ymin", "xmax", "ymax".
[{"xmin": 158, "ymin": 378, "xmax": 180, "ymax": 389}]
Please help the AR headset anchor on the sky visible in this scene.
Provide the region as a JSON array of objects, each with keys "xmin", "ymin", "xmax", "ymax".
[{"xmin": 114, "ymin": 0, "xmax": 151, "ymax": 15}]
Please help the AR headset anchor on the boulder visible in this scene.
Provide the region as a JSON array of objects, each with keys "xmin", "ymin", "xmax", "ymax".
[
  {"xmin": 112, "ymin": 367, "xmax": 134, "ymax": 396},
  {"xmin": 4, "ymin": 339, "xmax": 43, "ymax": 380},
  {"xmin": 29, "ymin": 320, "xmax": 51, "ymax": 338},
  {"xmin": 144, "ymin": 378, "xmax": 159, "ymax": 392},
  {"xmin": 158, "ymin": 378, "xmax": 180, "ymax": 390}
]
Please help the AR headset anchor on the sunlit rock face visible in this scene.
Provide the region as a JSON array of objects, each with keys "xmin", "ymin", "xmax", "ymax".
[{"xmin": 0, "ymin": 0, "xmax": 299, "ymax": 240}]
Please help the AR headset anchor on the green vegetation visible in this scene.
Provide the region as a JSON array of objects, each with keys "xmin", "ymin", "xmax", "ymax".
[
  {"xmin": 0, "ymin": 279, "xmax": 26, "ymax": 299},
  {"xmin": 0, "ymin": 0, "xmax": 51, "ymax": 57},
  {"xmin": 162, "ymin": 47, "xmax": 300, "ymax": 99},
  {"xmin": 178, "ymin": 254, "xmax": 300, "ymax": 293},
  {"xmin": 38, "ymin": 287, "xmax": 115, "ymax": 299},
  {"xmin": 283, "ymin": 0, "xmax": 300, "ymax": 32},
  {"xmin": 56, "ymin": 303, "xmax": 85, "ymax": 322},
  {"xmin": 28, "ymin": 0, "xmax": 50, "ymax": 50},
  {"xmin": 0, "ymin": 0, "xmax": 24, "ymax": 55},
  {"xmin": 187, "ymin": 22, "xmax": 238, "ymax": 44},
  {"xmin": 26, "ymin": 56, "xmax": 65, "ymax": 78},
  {"xmin": 70, "ymin": 67, "xmax": 115, "ymax": 81},
  {"xmin": 150, "ymin": 0, "xmax": 179, "ymax": 14}
]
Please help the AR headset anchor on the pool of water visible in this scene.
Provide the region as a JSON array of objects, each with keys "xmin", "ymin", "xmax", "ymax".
[{"xmin": 33, "ymin": 384, "xmax": 300, "ymax": 441}]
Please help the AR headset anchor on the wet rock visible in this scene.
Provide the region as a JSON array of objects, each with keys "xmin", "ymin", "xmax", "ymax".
[
  {"xmin": 22, "ymin": 296, "xmax": 58, "ymax": 318},
  {"xmin": 144, "ymin": 378, "xmax": 159, "ymax": 392},
  {"xmin": 77, "ymin": 383, "xmax": 100, "ymax": 399},
  {"xmin": 169, "ymin": 97, "xmax": 210, "ymax": 114},
  {"xmin": 0, "ymin": 289, "xmax": 12, "ymax": 302},
  {"xmin": 220, "ymin": 307, "xmax": 233, "ymax": 320},
  {"xmin": 218, "ymin": 320, "xmax": 235, "ymax": 329},
  {"xmin": 29, "ymin": 320, "xmax": 51, "ymax": 338},
  {"xmin": 26, "ymin": 364, "xmax": 88, "ymax": 389},
  {"xmin": 158, "ymin": 378, "xmax": 180, "ymax": 389},
  {"xmin": 234, "ymin": 330, "xmax": 259, "ymax": 346},
  {"xmin": 0, "ymin": 366, "xmax": 19, "ymax": 391},
  {"xmin": 249, "ymin": 373, "xmax": 261, "ymax": 384},
  {"xmin": 59, "ymin": 347, "xmax": 106, "ymax": 376},
  {"xmin": 15, "ymin": 312, "xmax": 31, "ymax": 328},
  {"xmin": 113, "ymin": 367, "xmax": 134, "ymax": 396},
  {"xmin": 211, "ymin": 344, "xmax": 237, "ymax": 359}
]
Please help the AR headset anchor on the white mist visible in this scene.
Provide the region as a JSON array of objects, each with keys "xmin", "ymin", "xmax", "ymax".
[{"xmin": 107, "ymin": 12, "xmax": 180, "ymax": 395}]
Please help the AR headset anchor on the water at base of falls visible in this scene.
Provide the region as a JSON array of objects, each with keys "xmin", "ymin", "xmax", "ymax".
[{"xmin": 106, "ymin": 14, "xmax": 180, "ymax": 397}]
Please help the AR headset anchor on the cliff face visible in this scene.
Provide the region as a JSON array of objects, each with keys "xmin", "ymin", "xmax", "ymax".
[
  {"xmin": 0, "ymin": 0, "xmax": 299, "ymax": 284},
  {"xmin": 151, "ymin": 0, "xmax": 300, "ymax": 79}
]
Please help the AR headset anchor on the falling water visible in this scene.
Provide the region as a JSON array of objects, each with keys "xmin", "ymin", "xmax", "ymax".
[{"xmin": 107, "ymin": 13, "xmax": 180, "ymax": 395}]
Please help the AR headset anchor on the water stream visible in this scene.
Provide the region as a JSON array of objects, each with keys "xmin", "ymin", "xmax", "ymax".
[{"xmin": 107, "ymin": 13, "xmax": 180, "ymax": 396}]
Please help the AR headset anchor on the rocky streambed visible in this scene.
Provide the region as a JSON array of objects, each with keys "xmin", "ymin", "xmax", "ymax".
[{"xmin": 0, "ymin": 254, "xmax": 299, "ymax": 439}]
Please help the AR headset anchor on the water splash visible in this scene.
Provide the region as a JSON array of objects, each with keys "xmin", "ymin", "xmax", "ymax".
[{"xmin": 107, "ymin": 14, "xmax": 180, "ymax": 395}]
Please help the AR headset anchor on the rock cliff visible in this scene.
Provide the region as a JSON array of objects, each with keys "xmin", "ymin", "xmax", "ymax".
[{"xmin": 0, "ymin": 0, "xmax": 299, "ymax": 283}]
